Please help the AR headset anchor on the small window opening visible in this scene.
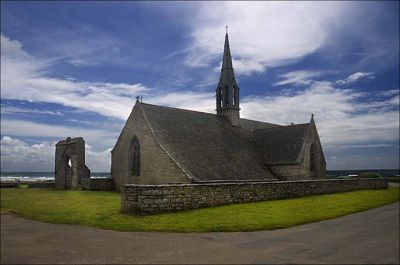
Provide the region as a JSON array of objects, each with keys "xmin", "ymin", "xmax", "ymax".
[
  {"xmin": 310, "ymin": 144, "xmax": 315, "ymax": 172},
  {"xmin": 131, "ymin": 137, "xmax": 141, "ymax": 176}
]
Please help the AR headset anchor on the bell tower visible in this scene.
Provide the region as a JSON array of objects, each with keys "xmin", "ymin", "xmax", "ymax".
[{"xmin": 216, "ymin": 27, "xmax": 240, "ymax": 127}]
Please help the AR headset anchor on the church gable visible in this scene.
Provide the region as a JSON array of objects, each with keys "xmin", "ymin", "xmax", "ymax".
[
  {"xmin": 111, "ymin": 101, "xmax": 191, "ymax": 190},
  {"xmin": 299, "ymin": 116, "xmax": 326, "ymax": 178}
]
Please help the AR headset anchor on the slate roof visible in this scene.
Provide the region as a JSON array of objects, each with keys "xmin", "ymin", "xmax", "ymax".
[
  {"xmin": 140, "ymin": 103, "xmax": 277, "ymax": 182},
  {"xmin": 137, "ymin": 102, "xmax": 310, "ymax": 182},
  {"xmin": 240, "ymin": 118, "xmax": 280, "ymax": 130},
  {"xmin": 252, "ymin": 124, "xmax": 310, "ymax": 165}
]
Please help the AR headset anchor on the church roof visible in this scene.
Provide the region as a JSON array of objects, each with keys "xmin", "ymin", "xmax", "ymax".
[
  {"xmin": 138, "ymin": 102, "xmax": 309, "ymax": 182},
  {"xmin": 240, "ymin": 118, "xmax": 281, "ymax": 130},
  {"xmin": 139, "ymin": 102, "xmax": 277, "ymax": 182},
  {"xmin": 253, "ymin": 123, "xmax": 310, "ymax": 164}
]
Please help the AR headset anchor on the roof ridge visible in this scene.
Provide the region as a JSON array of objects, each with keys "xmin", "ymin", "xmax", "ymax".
[
  {"xmin": 257, "ymin": 122, "xmax": 310, "ymax": 130},
  {"xmin": 141, "ymin": 102, "xmax": 284, "ymax": 126},
  {"xmin": 240, "ymin": 117, "xmax": 281, "ymax": 124},
  {"xmin": 141, "ymin": 102, "xmax": 217, "ymax": 116}
]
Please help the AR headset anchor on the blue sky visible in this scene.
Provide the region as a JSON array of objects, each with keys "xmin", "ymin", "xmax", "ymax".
[{"xmin": 1, "ymin": 1, "xmax": 399, "ymax": 172}]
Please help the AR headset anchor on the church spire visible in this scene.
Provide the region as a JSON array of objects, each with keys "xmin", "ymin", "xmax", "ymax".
[
  {"xmin": 222, "ymin": 27, "xmax": 234, "ymax": 70},
  {"xmin": 216, "ymin": 27, "xmax": 240, "ymax": 127}
]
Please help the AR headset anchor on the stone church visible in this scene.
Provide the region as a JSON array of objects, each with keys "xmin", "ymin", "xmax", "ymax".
[{"xmin": 111, "ymin": 32, "xmax": 326, "ymax": 191}]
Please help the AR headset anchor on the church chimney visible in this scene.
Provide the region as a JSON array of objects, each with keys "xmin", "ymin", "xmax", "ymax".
[{"xmin": 216, "ymin": 26, "xmax": 240, "ymax": 127}]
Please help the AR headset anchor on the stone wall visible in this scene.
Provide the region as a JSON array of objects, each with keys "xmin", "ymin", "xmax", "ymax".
[
  {"xmin": 121, "ymin": 178, "xmax": 388, "ymax": 214},
  {"xmin": 27, "ymin": 181, "xmax": 55, "ymax": 189},
  {"xmin": 80, "ymin": 178, "xmax": 115, "ymax": 191},
  {"xmin": 0, "ymin": 181, "xmax": 20, "ymax": 188}
]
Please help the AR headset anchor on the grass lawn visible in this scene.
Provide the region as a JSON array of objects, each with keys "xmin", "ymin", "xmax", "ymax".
[{"xmin": 1, "ymin": 187, "xmax": 399, "ymax": 232}]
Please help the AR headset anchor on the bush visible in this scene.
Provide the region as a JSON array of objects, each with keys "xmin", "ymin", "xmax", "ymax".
[{"xmin": 358, "ymin": 172, "xmax": 383, "ymax": 179}]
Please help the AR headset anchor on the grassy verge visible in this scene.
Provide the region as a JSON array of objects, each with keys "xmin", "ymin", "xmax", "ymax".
[{"xmin": 1, "ymin": 187, "xmax": 399, "ymax": 232}]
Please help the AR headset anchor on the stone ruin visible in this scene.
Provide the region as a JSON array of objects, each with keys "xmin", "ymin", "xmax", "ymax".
[{"xmin": 55, "ymin": 137, "xmax": 90, "ymax": 189}]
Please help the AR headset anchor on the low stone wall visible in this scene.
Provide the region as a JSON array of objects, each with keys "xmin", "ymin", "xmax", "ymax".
[
  {"xmin": 121, "ymin": 178, "xmax": 388, "ymax": 214},
  {"xmin": 27, "ymin": 181, "xmax": 55, "ymax": 189},
  {"xmin": 80, "ymin": 178, "xmax": 115, "ymax": 191},
  {"xmin": 0, "ymin": 181, "xmax": 20, "ymax": 188}
]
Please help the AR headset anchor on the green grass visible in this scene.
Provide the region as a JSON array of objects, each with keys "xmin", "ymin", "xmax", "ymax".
[{"xmin": 1, "ymin": 187, "xmax": 399, "ymax": 232}]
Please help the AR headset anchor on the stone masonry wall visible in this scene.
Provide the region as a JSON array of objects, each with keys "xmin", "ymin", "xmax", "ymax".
[
  {"xmin": 80, "ymin": 178, "xmax": 115, "ymax": 191},
  {"xmin": 121, "ymin": 178, "xmax": 388, "ymax": 214},
  {"xmin": 27, "ymin": 181, "xmax": 55, "ymax": 189}
]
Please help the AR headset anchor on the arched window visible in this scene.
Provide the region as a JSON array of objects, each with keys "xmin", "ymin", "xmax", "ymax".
[
  {"xmin": 310, "ymin": 143, "xmax": 315, "ymax": 172},
  {"xmin": 131, "ymin": 136, "xmax": 140, "ymax": 176}
]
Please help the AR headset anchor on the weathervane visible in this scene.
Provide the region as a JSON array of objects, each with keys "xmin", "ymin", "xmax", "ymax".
[{"xmin": 226, "ymin": 25, "xmax": 228, "ymax": 34}]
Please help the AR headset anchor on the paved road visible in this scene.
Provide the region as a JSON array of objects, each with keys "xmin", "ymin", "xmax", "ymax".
[{"xmin": 1, "ymin": 203, "xmax": 399, "ymax": 264}]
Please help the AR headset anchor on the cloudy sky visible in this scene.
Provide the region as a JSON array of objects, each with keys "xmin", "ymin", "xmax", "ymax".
[{"xmin": 1, "ymin": 1, "xmax": 399, "ymax": 172}]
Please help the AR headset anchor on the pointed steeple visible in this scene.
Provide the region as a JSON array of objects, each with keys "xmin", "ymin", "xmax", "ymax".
[
  {"xmin": 216, "ymin": 27, "xmax": 240, "ymax": 127},
  {"xmin": 222, "ymin": 29, "xmax": 234, "ymax": 70}
]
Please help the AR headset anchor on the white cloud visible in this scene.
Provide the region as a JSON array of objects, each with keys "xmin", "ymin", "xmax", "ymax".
[
  {"xmin": 336, "ymin": 72, "xmax": 375, "ymax": 85},
  {"xmin": 85, "ymin": 144, "xmax": 112, "ymax": 172},
  {"xmin": 240, "ymin": 81, "xmax": 399, "ymax": 147},
  {"xmin": 1, "ymin": 119, "xmax": 118, "ymax": 149},
  {"xmin": 273, "ymin": 70, "xmax": 325, "ymax": 86},
  {"xmin": 379, "ymin": 89, "xmax": 399, "ymax": 97},
  {"xmin": 67, "ymin": 58, "xmax": 102, "ymax": 67},
  {"xmin": 1, "ymin": 34, "xmax": 147, "ymax": 120},
  {"xmin": 0, "ymin": 136, "xmax": 111, "ymax": 172},
  {"xmin": 0, "ymin": 136, "xmax": 55, "ymax": 172},
  {"xmin": 1, "ymin": 105, "xmax": 63, "ymax": 116},
  {"xmin": 184, "ymin": 2, "xmax": 349, "ymax": 74},
  {"xmin": 148, "ymin": 91, "xmax": 215, "ymax": 113}
]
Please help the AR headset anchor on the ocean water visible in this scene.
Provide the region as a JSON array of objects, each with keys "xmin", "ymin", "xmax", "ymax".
[
  {"xmin": 326, "ymin": 169, "xmax": 400, "ymax": 178},
  {"xmin": 0, "ymin": 172, "xmax": 111, "ymax": 181},
  {"xmin": 0, "ymin": 170, "xmax": 398, "ymax": 181}
]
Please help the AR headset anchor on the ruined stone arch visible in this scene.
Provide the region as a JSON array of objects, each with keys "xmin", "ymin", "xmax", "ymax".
[{"xmin": 55, "ymin": 137, "xmax": 90, "ymax": 189}]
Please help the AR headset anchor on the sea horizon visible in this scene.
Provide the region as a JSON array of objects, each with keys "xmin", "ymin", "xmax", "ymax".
[{"xmin": 1, "ymin": 169, "xmax": 399, "ymax": 182}]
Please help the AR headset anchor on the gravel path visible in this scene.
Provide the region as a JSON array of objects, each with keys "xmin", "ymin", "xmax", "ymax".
[{"xmin": 1, "ymin": 202, "xmax": 399, "ymax": 264}]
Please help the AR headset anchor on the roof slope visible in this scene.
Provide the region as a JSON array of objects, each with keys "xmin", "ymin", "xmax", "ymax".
[
  {"xmin": 253, "ymin": 123, "xmax": 310, "ymax": 165},
  {"xmin": 140, "ymin": 103, "xmax": 276, "ymax": 182}
]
